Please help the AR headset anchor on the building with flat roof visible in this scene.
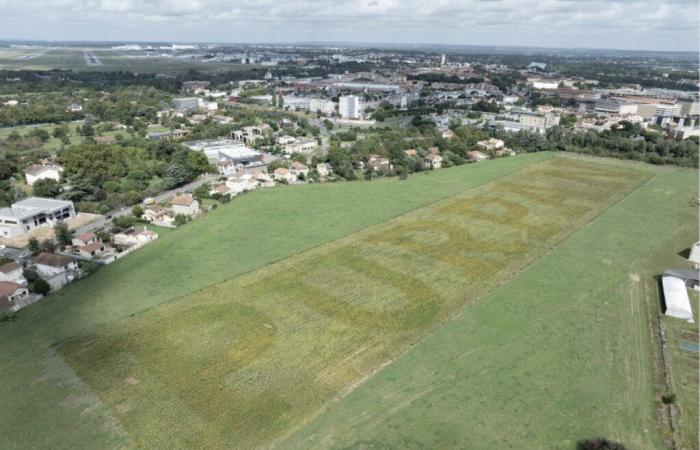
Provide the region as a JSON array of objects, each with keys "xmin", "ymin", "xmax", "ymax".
[
  {"xmin": 172, "ymin": 97, "xmax": 205, "ymax": 112},
  {"xmin": 0, "ymin": 198, "xmax": 75, "ymax": 238},
  {"xmin": 339, "ymin": 95, "xmax": 362, "ymax": 119},
  {"xmin": 183, "ymin": 139, "xmax": 262, "ymax": 165}
]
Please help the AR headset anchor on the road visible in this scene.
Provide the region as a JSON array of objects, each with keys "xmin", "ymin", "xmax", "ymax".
[{"xmin": 73, "ymin": 175, "xmax": 217, "ymax": 235}]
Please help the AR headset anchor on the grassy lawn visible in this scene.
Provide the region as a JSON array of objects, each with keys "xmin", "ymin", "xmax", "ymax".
[
  {"xmin": 0, "ymin": 47, "xmax": 254, "ymax": 73},
  {"xmin": 56, "ymin": 157, "xmax": 653, "ymax": 449},
  {"xmin": 282, "ymin": 167, "xmax": 698, "ymax": 450},
  {"xmin": 0, "ymin": 152, "xmax": 550, "ymax": 449},
  {"xmin": 0, "ymin": 153, "xmax": 694, "ymax": 450},
  {"xmin": 0, "ymin": 121, "xmax": 85, "ymax": 154}
]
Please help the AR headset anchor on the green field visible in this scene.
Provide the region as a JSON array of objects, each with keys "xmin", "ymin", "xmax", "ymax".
[
  {"xmin": 0, "ymin": 153, "xmax": 696, "ymax": 449},
  {"xmin": 0, "ymin": 47, "xmax": 251, "ymax": 73}
]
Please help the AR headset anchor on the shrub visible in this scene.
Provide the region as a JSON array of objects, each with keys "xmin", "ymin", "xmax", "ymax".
[
  {"xmin": 577, "ymin": 438, "xmax": 628, "ymax": 450},
  {"xmin": 29, "ymin": 278, "xmax": 51, "ymax": 296},
  {"xmin": 661, "ymin": 393, "xmax": 676, "ymax": 404}
]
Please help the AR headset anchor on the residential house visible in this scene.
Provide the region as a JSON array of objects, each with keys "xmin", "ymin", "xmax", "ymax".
[
  {"xmin": 252, "ymin": 170, "xmax": 274, "ymax": 187},
  {"xmin": 368, "ymin": 154, "xmax": 392, "ymax": 172},
  {"xmin": 24, "ymin": 163, "xmax": 63, "ymax": 186},
  {"xmin": 273, "ymin": 167, "xmax": 296, "ymax": 183},
  {"xmin": 403, "ymin": 149, "xmax": 417, "ymax": 158},
  {"xmin": 113, "ymin": 228, "xmax": 159, "ymax": 247},
  {"xmin": 210, "ymin": 184, "xmax": 232, "ymax": 197},
  {"xmin": 316, "ymin": 163, "xmax": 333, "ymax": 178},
  {"xmin": 171, "ymin": 194, "xmax": 200, "ymax": 217},
  {"xmin": 476, "ymin": 138, "xmax": 505, "ymax": 151},
  {"xmin": 142, "ymin": 205, "xmax": 175, "ymax": 226},
  {"xmin": 72, "ymin": 232, "xmax": 98, "ymax": 247},
  {"xmin": 0, "ymin": 281, "xmax": 29, "ymax": 311},
  {"xmin": 0, "ymin": 262, "xmax": 25, "ymax": 285},
  {"xmin": 425, "ymin": 153, "xmax": 443, "ymax": 169},
  {"xmin": 75, "ymin": 241, "xmax": 111, "ymax": 259},
  {"xmin": 34, "ymin": 252, "xmax": 78, "ymax": 291},
  {"xmin": 290, "ymin": 162, "xmax": 309, "ymax": 179},
  {"xmin": 466, "ymin": 150, "xmax": 489, "ymax": 162}
]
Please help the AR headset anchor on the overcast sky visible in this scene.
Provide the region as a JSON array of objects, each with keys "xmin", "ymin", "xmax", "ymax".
[{"xmin": 0, "ymin": 0, "xmax": 697, "ymax": 51}]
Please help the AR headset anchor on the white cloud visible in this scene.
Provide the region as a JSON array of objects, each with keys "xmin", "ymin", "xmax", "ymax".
[{"xmin": 0, "ymin": 0, "xmax": 696, "ymax": 51}]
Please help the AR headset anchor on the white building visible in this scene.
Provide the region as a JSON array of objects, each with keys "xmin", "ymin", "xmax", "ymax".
[
  {"xmin": 0, "ymin": 262, "xmax": 25, "ymax": 285},
  {"xmin": 339, "ymin": 95, "xmax": 362, "ymax": 119},
  {"xmin": 34, "ymin": 252, "xmax": 78, "ymax": 291},
  {"xmin": 113, "ymin": 228, "xmax": 158, "ymax": 247},
  {"xmin": 183, "ymin": 139, "xmax": 262, "ymax": 165},
  {"xmin": 0, "ymin": 198, "xmax": 75, "ymax": 238},
  {"xmin": 477, "ymin": 138, "xmax": 505, "ymax": 151},
  {"xmin": 171, "ymin": 194, "xmax": 200, "ymax": 217},
  {"xmin": 662, "ymin": 275, "xmax": 694, "ymax": 323},
  {"xmin": 309, "ymin": 98, "xmax": 336, "ymax": 116},
  {"xmin": 528, "ymin": 78, "xmax": 560, "ymax": 90},
  {"xmin": 316, "ymin": 163, "xmax": 333, "ymax": 178},
  {"xmin": 24, "ymin": 164, "xmax": 63, "ymax": 186},
  {"xmin": 172, "ymin": 97, "xmax": 205, "ymax": 112}
]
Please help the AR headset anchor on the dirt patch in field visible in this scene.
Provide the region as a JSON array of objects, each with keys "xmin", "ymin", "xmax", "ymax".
[
  {"xmin": 125, "ymin": 377, "xmax": 140, "ymax": 386},
  {"xmin": 629, "ymin": 273, "xmax": 640, "ymax": 282}
]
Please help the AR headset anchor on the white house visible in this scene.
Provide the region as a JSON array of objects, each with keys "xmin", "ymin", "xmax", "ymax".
[
  {"xmin": 368, "ymin": 154, "xmax": 392, "ymax": 172},
  {"xmin": 273, "ymin": 167, "xmax": 296, "ymax": 183},
  {"xmin": 113, "ymin": 228, "xmax": 158, "ymax": 247},
  {"xmin": 425, "ymin": 153, "xmax": 443, "ymax": 169},
  {"xmin": 0, "ymin": 281, "xmax": 29, "ymax": 310},
  {"xmin": 466, "ymin": 150, "xmax": 489, "ymax": 162},
  {"xmin": 290, "ymin": 162, "xmax": 309, "ymax": 179},
  {"xmin": 316, "ymin": 163, "xmax": 333, "ymax": 178},
  {"xmin": 171, "ymin": 194, "xmax": 200, "ymax": 217},
  {"xmin": 72, "ymin": 232, "xmax": 98, "ymax": 247},
  {"xmin": 24, "ymin": 164, "xmax": 63, "ymax": 186},
  {"xmin": 34, "ymin": 252, "xmax": 78, "ymax": 291},
  {"xmin": 142, "ymin": 205, "xmax": 175, "ymax": 226},
  {"xmin": 0, "ymin": 262, "xmax": 25, "ymax": 285},
  {"xmin": 476, "ymin": 138, "xmax": 505, "ymax": 151}
]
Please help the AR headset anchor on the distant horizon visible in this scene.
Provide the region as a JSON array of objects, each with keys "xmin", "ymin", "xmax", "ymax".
[
  {"xmin": 0, "ymin": 38, "xmax": 697, "ymax": 56},
  {"xmin": 0, "ymin": 0, "xmax": 696, "ymax": 53}
]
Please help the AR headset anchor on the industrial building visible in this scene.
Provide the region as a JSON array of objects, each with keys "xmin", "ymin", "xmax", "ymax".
[{"xmin": 183, "ymin": 139, "xmax": 262, "ymax": 165}]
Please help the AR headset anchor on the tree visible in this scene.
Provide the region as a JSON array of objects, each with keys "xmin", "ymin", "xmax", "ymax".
[
  {"xmin": 27, "ymin": 237, "xmax": 41, "ymax": 255},
  {"xmin": 132, "ymin": 205, "xmax": 144, "ymax": 219},
  {"xmin": 193, "ymin": 183, "xmax": 211, "ymax": 200},
  {"xmin": 32, "ymin": 178, "xmax": 61, "ymax": 198},
  {"xmin": 53, "ymin": 222, "xmax": 72, "ymax": 248},
  {"xmin": 174, "ymin": 214, "xmax": 187, "ymax": 226},
  {"xmin": 29, "ymin": 278, "xmax": 51, "ymax": 296},
  {"xmin": 41, "ymin": 239, "xmax": 56, "ymax": 253}
]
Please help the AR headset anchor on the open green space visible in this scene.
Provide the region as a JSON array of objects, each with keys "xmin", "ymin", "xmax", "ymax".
[
  {"xmin": 0, "ymin": 47, "xmax": 252, "ymax": 73},
  {"xmin": 0, "ymin": 153, "xmax": 550, "ymax": 448},
  {"xmin": 58, "ymin": 156, "xmax": 655, "ymax": 449},
  {"xmin": 282, "ymin": 166, "xmax": 698, "ymax": 450},
  {"xmin": 0, "ymin": 153, "xmax": 695, "ymax": 450}
]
